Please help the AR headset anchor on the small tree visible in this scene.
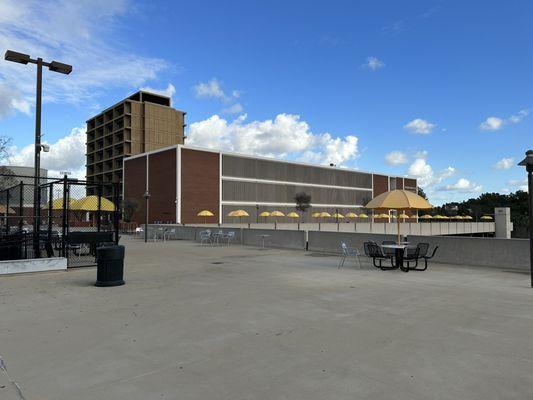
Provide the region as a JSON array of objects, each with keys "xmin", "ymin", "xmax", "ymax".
[
  {"xmin": 122, "ymin": 198, "xmax": 139, "ymax": 223},
  {"xmin": 417, "ymin": 187, "xmax": 428, "ymax": 200}
]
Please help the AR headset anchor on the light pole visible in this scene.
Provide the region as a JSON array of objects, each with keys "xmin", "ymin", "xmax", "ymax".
[
  {"xmin": 518, "ymin": 150, "xmax": 533, "ymax": 288},
  {"xmin": 4, "ymin": 50, "xmax": 72, "ymax": 257},
  {"xmin": 143, "ymin": 191, "xmax": 151, "ymax": 243}
]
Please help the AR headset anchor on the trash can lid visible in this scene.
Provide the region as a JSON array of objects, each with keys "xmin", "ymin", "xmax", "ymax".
[{"xmin": 96, "ymin": 245, "xmax": 125, "ymax": 259}]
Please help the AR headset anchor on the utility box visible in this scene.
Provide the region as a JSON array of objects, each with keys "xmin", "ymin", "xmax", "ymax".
[{"xmin": 494, "ymin": 207, "xmax": 513, "ymax": 239}]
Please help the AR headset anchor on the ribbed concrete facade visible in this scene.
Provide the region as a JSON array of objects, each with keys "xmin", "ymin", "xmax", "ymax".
[{"xmin": 123, "ymin": 145, "xmax": 418, "ymax": 225}]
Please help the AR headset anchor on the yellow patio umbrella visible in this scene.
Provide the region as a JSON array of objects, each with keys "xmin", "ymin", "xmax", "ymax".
[
  {"xmin": 43, "ymin": 197, "xmax": 75, "ymax": 210},
  {"xmin": 228, "ymin": 209, "xmax": 249, "ymax": 224},
  {"xmin": 481, "ymin": 215, "xmax": 493, "ymax": 221},
  {"xmin": 345, "ymin": 212, "xmax": 358, "ymax": 218},
  {"xmin": 463, "ymin": 215, "xmax": 473, "ymax": 220},
  {"xmin": 311, "ymin": 211, "xmax": 322, "ymax": 218},
  {"xmin": 433, "ymin": 215, "xmax": 446, "ymax": 220},
  {"xmin": 365, "ymin": 189, "xmax": 432, "ymax": 244},
  {"xmin": 419, "ymin": 214, "xmax": 433, "ymax": 219},
  {"xmin": 270, "ymin": 210, "xmax": 285, "ymax": 229},
  {"xmin": 319, "ymin": 211, "xmax": 331, "ymax": 218},
  {"xmin": 71, "ymin": 195, "xmax": 115, "ymax": 212},
  {"xmin": 197, "ymin": 209, "xmax": 214, "ymax": 224},
  {"xmin": 286, "ymin": 211, "xmax": 299, "ymax": 218},
  {"xmin": 358, "ymin": 213, "xmax": 369, "ymax": 219},
  {"xmin": 331, "ymin": 212, "xmax": 344, "ymax": 219},
  {"xmin": 374, "ymin": 213, "xmax": 391, "ymax": 219},
  {"xmin": 398, "ymin": 212, "xmax": 410, "ymax": 220},
  {"xmin": 258, "ymin": 211, "xmax": 270, "ymax": 223}
]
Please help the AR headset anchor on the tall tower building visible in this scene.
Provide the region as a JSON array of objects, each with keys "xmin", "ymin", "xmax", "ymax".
[{"xmin": 86, "ymin": 91, "xmax": 186, "ymax": 198}]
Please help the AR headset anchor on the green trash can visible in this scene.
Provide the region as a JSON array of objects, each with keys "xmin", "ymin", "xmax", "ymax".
[{"xmin": 95, "ymin": 245, "xmax": 125, "ymax": 287}]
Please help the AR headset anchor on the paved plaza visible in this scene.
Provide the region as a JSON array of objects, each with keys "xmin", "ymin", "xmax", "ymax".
[{"xmin": 1, "ymin": 236, "xmax": 533, "ymax": 399}]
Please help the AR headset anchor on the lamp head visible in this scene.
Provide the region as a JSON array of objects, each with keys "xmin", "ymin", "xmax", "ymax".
[
  {"xmin": 518, "ymin": 150, "xmax": 533, "ymax": 170},
  {"xmin": 48, "ymin": 60, "xmax": 72, "ymax": 74},
  {"xmin": 4, "ymin": 50, "xmax": 30, "ymax": 64}
]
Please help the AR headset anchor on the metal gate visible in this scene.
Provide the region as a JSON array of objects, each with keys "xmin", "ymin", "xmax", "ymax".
[{"xmin": 0, "ymin": 174, "xmax": 119, "ymax": 267}]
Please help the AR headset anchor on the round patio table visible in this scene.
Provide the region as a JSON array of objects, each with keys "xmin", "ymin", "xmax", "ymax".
[{"xmin": 381, "ymin": 244, "xmax": 411, "ymax": 272}]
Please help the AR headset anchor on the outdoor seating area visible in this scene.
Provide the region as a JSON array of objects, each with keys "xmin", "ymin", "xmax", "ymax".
[
  {"xmin": 360, "ymin": 240, "xmax": 439, "ymax": 272},
  {"xmin": 199, "ymin": 229, "xmax": 236, "ymax": 246}
]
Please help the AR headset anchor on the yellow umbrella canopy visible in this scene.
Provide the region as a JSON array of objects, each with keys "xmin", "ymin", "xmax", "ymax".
[
  {"xmin": 71, "ymin": 196, "xmax": 115, "ymax": 211},
  {"xmin": 228, "ymin": 209, "xmax": 249, "ymax": 217},
  {"xmin": 286, "ymin": 212, "xmax": 300, "ymax": 218},
  {"xmin": 358, "ymin": 213, "xmax": 369, "ymax": 218},
  {"xmin": 331, "ymin": 212, "xmax": 344, "ymax": 219},
  {"xmin": 319, "ymin": 211, "xmax": 331, "ymax": 218},
  {"xmin": 463, "ymin": 215, "xmax": 473, "ymax": 220},
  {"xmin": 258, "ymin": 211, "xmax": 271, "ymax": 217},
  {"xmin": 197, "ymin": 210, "xmax": 214, "ymax": 217},
  {"xmin": 365, "ymin": 189, "xmax": 432, "ymax": 210},
  {"xmin": 398, "ymin": 212, "xmax": 410, "ymax": 219},
  {"xmin": 43, "ymin": 198, "xmax": 75, "ymax": 210},
  {"xmin": 345, "ymin": 212, "xmax": 358, "ymax": 218},
  {"xmin": 374, "ymin": 213, "xmax": 390, "ymax": 219},
  {"xmin": 481, "ymin": 215, "xmax": 493, "ymax": 220},
  {"xmin": 419, "ymin": 214, "xmax": 433, "ymax": 219},
  {"xmin": 366, "ymin": 189, "xmax": 432, "ymax": 244},
  {"xmin": 270, "ymin": 210, "xmax": 285, "ymax": 217},
  {"xmin": 311, "ymin": 212, "xmax": 322, "ymax": 218}
]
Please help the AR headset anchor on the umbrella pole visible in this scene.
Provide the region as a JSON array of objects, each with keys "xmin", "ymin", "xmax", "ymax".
[{"xmin": 397, "ymin": 209, "xmax": 401, "ymax": 245}]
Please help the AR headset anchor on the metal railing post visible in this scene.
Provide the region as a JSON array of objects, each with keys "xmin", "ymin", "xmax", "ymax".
[
  {"xmin": 5, "ymin": 188, "xmax": 9, "ymax": 235},
  {"xmin": 61, "ymin": 176, "xmax": 68, "ymax": 257},
  {"xmin": 18, "ymin": 181, "xmax": 24, "ymax": 232},
  {"xmin": 96, "ymin": 185, "xmax": 102, "ymax": 232},
  {"xmin": 48, "ymin": 183, "xmax": 53, "ymax": 244}
]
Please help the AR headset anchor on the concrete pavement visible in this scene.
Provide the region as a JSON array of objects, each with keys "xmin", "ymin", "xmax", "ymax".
[{"xmin": 1, "ymin": 236, "xmax": 533, "ymax": 399}]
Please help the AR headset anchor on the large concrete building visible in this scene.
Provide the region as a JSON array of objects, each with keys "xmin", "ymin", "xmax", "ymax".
[
  {"xmin": 86, "ymin": 91, "xmax": 186, "ymax": 198},
  {"xmin": 123, "ymin": 145, "xmax": 418, "ymax": 224}
]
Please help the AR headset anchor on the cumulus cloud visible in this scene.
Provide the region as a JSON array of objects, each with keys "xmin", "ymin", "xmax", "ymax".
[
  {"xmin": 10, "ymin": 126, "xmax": 86, "ymax": 179},
  {"xmin": 407, "ymin": 155, "xmax": 455, "ymax": 188},
  {"xmin": 493, "ymin": 157, "xmax": 514, "ymax": 170},
  {"xmin": 507, "ymin": 178, "xmax": 528, "ymax": 192},
  {"xmin": 362, "ymin": 56, "xmax": 385, "ymax": 70},
  {"xmin": 404, "ymin": 118, "xmax": 436, "ymax": 134},
  {"xmin": 193, "ymin": 78, "xmax": 226, "ymax": 100},
  {"xmin": 440, "ymin": 178, "xmax": 482, "ymax": 193},
  {"xmin": 384, "ymin": 151, "xmax": 407, "ymax": 166},
  {"xmin": 0, "ymin": 0, "xmax": 168, "ymax": 118},
  {"xmin": 479, "ymin": 109, "xmax": 529, "ymax": 131},
  {"xmin": 139, "ymin": 83, "xmax": 176, "ymax": 99},
  {"xmin": 187, "ymin": 113, "xmax": 359, "ymax": 166}
]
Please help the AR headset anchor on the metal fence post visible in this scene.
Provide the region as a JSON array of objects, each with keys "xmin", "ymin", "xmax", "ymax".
[
  {"xmin": 5, "ymin": 188, "xmax": 9, "ymax": 235},
  {"xmin": 113, "ymin": 183, "xmax": 119, "ymax": 244},
  {"xmin": 96, "ymin": 185, "xmax": 102, "ymax": 232},
  {"xmin": 18, "ymin": 181, "xmax": 24, "ymax": 232},
  {"xmin": 61, "ymin": 176, "xmax": 68, "ymax": 257},
  {"xmin": 48, "ymin": 183, "xmax": 53, "ymax": 244}
]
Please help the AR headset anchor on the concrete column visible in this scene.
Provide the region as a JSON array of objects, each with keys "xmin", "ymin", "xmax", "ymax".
[{"xmin": 495, "ymin": 207, "xmax": 513, "ymax": 238}]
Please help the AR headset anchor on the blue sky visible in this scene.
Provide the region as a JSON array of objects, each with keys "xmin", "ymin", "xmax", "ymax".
[{"xmin": 0, "ymin": 0, "xmax": 531, "ymax": 204}]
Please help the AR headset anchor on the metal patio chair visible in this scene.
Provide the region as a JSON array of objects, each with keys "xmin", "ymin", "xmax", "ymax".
[
  {"xmin": 366, "ymin": 242, "xmax": 396, "ymax": 270},
  {"xmin": 410, "ymin": 245, "xmax": 438, "ymax": 271},
  {"xmin": 381, "ymin": 240, "xmax": 396, "ymax": 258},
  {"xmin": 222, "ymin": 231, "xmax": 235, "ymax": 246},
  {"xmin": 338, "ymin": 242, "xmax": 362, "ymax": 269},
  {"xmin": 402, "ymin": 245, "xmax": 421, "ymax": 271},
  {"xmin": 199, "ymin": 230, "xmax": 212, "ymax": 245}
]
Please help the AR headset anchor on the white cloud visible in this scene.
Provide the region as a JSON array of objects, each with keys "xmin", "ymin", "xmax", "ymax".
[
  {"xmin": 193, "ymin": 78, "xmax": 226, "ymax": 100},
  {"xmin": 0, "ymin": 0, "xmax": 168, "ymax": 118},
  {"xmin": 407, "ymin": 155, "xmax": 455, "ymax": 188},
  {"xmin": 479, "ymin": 117, "xmax": 504, "ymax": 131},
  {"xmin": 9, "ymin": 126, "xmax": 86, "ymax": 178},
  {"xmin": 479, "ymin": 109, "xmax": 529, "ymax": 131},
  {"xmin": 187, "ymin": 113, "xmax": 359, "ymax": 166},
  {"xmin": 222, "ymin": 103, "xmax": 244, "ymax": 114},
  {"xmin": 493, "ymin": 157, "xmax": 514, "ymax": 170},
  {"xmin": 384, "ymin": 151, "xmax": 407, "ymax": 166},
  {"xmin": 440, "ymin": 178, "xmax": 482, "ymax": 193},
  {"xmin": 0, "ymin": 83, "xmax": 31, "ymax": 118},
  {"xmin": 139, "ymin": 83, "xmax": 176, "ymax": 99},
  {"xmin": 363, "ymin": 56, "xmax": 385, "ymax": 70},
  {"xmin": 404, "ymin": 118, "xmax": 436, "ymax": 134}
]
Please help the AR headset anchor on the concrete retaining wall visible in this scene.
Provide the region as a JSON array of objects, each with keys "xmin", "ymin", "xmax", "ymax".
[
  {"xmin": 407, "ymin": 235, "xmax": 530, "ymax": 269},
  {"xmin": 0, "ymin": 257, "xmax": 67, "ymax": 275},
  {"xmin": 308, "ymin": 231, "xmax": 398, "ymax": 254},
  {"xmin": 243, "ymin": 229, "xmax": 306, "ymax": 250}
]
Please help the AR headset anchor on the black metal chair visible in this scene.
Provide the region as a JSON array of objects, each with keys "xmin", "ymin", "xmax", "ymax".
[
  {"xmin": 381, "ymin": 240, "xmax": 396, "ymax": 258},
  {"xmin": 363, "ymin": 241, "xmax": 377, "ymax": 257},
  {"xmin": 411, "ymin": 245, "xmax": 438, "ymax": 271},
  {"xmin": 402, "ymin": 246, "xmax": 421, "ymax": 271},
  {"xmin": 367, "ymin": 242, "xmax": 396, "ymax": 270}
]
